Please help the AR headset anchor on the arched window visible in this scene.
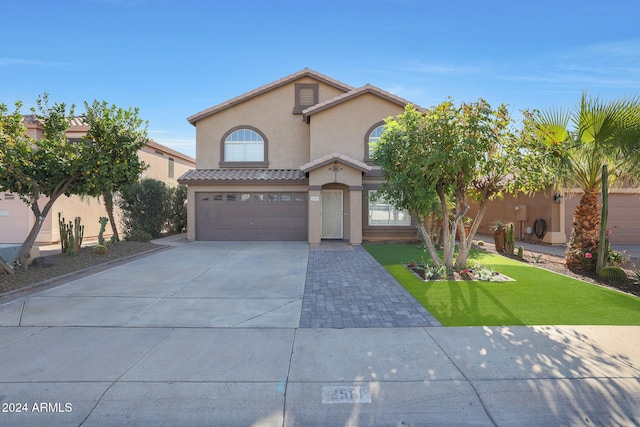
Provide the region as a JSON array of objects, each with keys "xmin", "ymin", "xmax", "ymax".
[
  {"xmin": 365, "ymin": 122, "xmax": 385, "ymax": 162},
  {"xmin": 220, "ymin": 127, "xmax": 268, "ymax": 166}
]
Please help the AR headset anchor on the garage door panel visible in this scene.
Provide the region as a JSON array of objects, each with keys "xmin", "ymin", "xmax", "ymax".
[{"xmin": 196, "ymin": 192, "xmax": 307, "ymax": 241}]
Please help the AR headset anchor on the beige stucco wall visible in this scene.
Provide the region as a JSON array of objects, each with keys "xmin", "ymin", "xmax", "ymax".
[
  {"xmin": 564, "ymin": 189, "xmax": 640, "ymax": 245},
  {"xmin": 467, "ymin": 187, "xmax": 566, "ymax": 245},
  {"xmin": 48, "ymin": 195, "xmax": 118, "ymax": 243},
  {"xmin": 194, "ymin": 77, "xmax": 346, "ymax": 170},
  {"xmin": 308, "ymin": 93, "xmax": 404, "ymax": 162},
  {"xmin": 0, "ymin": 196, "xmax": 33, "ymax": 244},
  {"xmin": 138, "ymin": 146, "xmax": 195, "ymax": 186}
]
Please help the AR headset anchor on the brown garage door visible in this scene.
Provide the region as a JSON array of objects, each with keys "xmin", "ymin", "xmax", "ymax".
[{"xmin": 196, "ymin": 192, "xmax": 308, "ymax": 241}]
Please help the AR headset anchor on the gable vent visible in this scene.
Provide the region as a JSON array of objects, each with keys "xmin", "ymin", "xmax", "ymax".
[{"xmin": 299, "ymin": 88, "xmax": 315, "ymax": 105}]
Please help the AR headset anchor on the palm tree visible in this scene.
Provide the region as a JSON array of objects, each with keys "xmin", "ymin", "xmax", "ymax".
[{"xmin": 538, "ymin": 93, "xmax": 640, "ymax": 271}]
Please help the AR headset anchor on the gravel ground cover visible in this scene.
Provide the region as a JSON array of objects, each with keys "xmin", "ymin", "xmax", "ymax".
[{"xmin": 508, "ymin": 248, "xmax": 640, "ymax": 298}]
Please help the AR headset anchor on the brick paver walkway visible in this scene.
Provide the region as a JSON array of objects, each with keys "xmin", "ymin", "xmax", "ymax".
[{"xmin": 300, "ymin": 245, "xmax": 441, "ymax": 328}]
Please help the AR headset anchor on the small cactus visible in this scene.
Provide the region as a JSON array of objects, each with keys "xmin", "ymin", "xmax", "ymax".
[
  {"xmin": 73, "ymin": 217, "xmax": 84, "ymax": 254},
  {"xmin": 68, "ymin": 233, "xmax": 76, "ymax": 257},
  {"xmin": 597, "ymin": 266, "xmax": 627, "ymax": 281},
  {"xmin": 517, "ymin": 245, "xmax": 524, "ymax": 260},
  {"xmin": 98, "ymin": 217, "xmax": 109, "ymax": 246},
  {"xmin": 59, "ymin": 213, "xmax": 69, "ymax": 254},
  {"xmin": 504, "ymin": 223, "xmax": 515, "ymax": 255}
]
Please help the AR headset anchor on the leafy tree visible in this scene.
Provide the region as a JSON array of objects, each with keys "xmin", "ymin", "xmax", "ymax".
[
  {"xmin": 118, "ymin": 178, "xmax": 170, "ymax": 238},
  {"xmin": 81, "ymin": 100, "xmax": 149, "ymax": 242},
  {"xmin": 0, "ymin": 95, "xmax": 148, "ymax": 269},
  {"xmin": 536, "ymin": 93, "xmax": 640, "ymax": 271},
  {"xmin": 373, "ymin": 101, "xmax": 557, "ymax": 271}
]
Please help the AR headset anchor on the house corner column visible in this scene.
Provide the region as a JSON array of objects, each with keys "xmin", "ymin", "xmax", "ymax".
[
  {"xmin": 543, "ymin": 192, "xmax": 567, "ymax": 246},
  {"xmin": 308, "ymin": 187, "xmax": 321, "ymax": 245},
  {"xmin": 349, "ymin": 187, "xmax": 363, "ymax": 245},
  {"xmin": 186, "ymin": 186, "xmax": 196, "ymax": 241}
]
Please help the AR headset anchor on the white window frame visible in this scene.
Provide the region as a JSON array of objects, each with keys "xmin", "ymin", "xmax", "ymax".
[
  {"xmin": 368, "ymin": 191, "xmax": 411, "ymax": 227},
  {"xmin": 224, "ymin": 129, "xmax": 265, "ymax": 162}
]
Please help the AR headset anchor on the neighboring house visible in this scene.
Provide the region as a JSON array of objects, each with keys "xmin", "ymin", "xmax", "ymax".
[
  {"xmin": 0, "ymin": 116, "xmax": 195, "ymax": 244},
  {"xmin": 469, "ymin": 186, "xmax": 640, "ymax": 246},
  {"xmin": 179, "ymin": 68, "xmax": 420, "ymax": 244}
]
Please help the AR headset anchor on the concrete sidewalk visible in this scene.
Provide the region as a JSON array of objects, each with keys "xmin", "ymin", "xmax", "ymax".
[
  {"xmin": 475, "ymin": 233, "xmax": 640, "ymax": 259},
  {"xmin": 0, "ymin": 238, "xmax": 639, "ymax": 426},
  {"xmin": 0, "ymin": 325, "xmax": 638, "ymax": 426}
]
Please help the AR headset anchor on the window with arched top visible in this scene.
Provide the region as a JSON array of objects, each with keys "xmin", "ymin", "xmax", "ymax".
[
  {"xmin": 220, "ymin": 126, "xmax": 268, "ymax": 167},
  {"xmin": 365, "ymin": 122, "xmax": 385, "ymax": 162}
]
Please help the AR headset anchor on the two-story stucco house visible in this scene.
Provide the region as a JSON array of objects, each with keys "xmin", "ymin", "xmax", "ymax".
[{"xmin": 179, "ymin": 68, "xmax": 420, "ymax": 244}]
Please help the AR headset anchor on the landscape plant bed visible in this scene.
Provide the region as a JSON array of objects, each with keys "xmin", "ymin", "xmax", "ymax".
[{"xmin": 406, "ymin": 262, "xmax": 514, "ymax": 282}]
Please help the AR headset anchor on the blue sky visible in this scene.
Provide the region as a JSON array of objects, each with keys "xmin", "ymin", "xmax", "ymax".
[{"xmin": 2, "ymin": 0, "xmax": 639, "ymax": 158}]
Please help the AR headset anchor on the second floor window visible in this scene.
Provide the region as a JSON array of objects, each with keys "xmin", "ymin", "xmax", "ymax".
[
  {"xmin": 366, "ymin": 123, "xmax": 385, "ymax": 161},
  {"xmin": 224, "ymin": 128, "xmax": 265, "ymax": 162}
]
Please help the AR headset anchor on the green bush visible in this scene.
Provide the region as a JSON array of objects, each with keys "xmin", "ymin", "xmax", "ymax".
[
  {"xmin": 93, "ymin": 245, "xmax": 108, "ymax": 255},
  {"xmin": 118, "ymin": 178, "xmax": 170, "ymax": 238},
  {"xmin": 598, "ymin": 266, "xmax": 627, "ymax": 281},
  {"xmin": 125, "ymin": 230, "xmax": 153, "ymax": 242},
  {"xmin": 167, "ymin": 184, "xmax": 187, "ymax": 233}
]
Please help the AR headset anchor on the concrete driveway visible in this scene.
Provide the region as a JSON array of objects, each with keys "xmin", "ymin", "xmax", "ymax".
[
  {"xmin": 1, "ymin": 241, "xmax": 308, "ymax": 328},
  {"xmin": 1, "ymin": 240, "xmax": 639, "ymax": 426}
]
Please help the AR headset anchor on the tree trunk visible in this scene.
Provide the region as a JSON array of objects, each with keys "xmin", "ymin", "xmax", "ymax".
[
  {"xmin": 455, "ymin": 201, "xmax": 487, "ymax": 271},
  {"xmin": 103, "ymin": 192, "xmax": 119, "ymax": 242},
  {"xmin": 416, "ymin": 219, "xmax": 443, "ymax": 266},
  {"xmin": 566, "ymin": 189, "xmax": 600, "ymax": 271},
  {"xmin": 14, "ymin": 177, "xmax": 76, "ymax": 269},
  {"xmin": 436, "ymin": 185, "xmax": 455, "ymax": 270},
  {"xmin": 0, "ymin": 257, "xmax": 14, "ymax": 274},
  {"xmin": 15, "ymin": 205, "xmax": 47, "ymax": 269},
  {"xmin": 596, "ymin": 165, "xmax": 608, "ymax": 274}
]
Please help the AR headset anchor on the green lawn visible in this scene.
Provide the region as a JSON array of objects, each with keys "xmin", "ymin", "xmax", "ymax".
[{"xmin": 364, "ymin": 244, "xmax": 640, "ymax": 326}]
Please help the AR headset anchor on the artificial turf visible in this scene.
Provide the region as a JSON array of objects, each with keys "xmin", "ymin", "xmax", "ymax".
[{"xmin": 364, "ymin": 244, "xmax": 640, "ymax": 326}]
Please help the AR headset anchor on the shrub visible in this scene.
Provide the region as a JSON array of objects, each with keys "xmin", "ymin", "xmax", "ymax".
[
  {"xmin": 607, "ymin": 248, "xmax": 628, "ymax": 266},
  {"xmin": 125, "ymin": 230, "xmax": 153, "ymax": 242},
  {"xmin": 631, "ymin": 262, "xmax": 640, "ymax": 285},
  {"xmin": 597, "ymin": 266, "xmax": 627, "ymax": 281},
  {"xmin": 118, "ymin": 178, "xmax": 170, "ymax": 238},
  {"xmin": 93, "ymin": 245, "xmax": 108, "ymax": 255}
]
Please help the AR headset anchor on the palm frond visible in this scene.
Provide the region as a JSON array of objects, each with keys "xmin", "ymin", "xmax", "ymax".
[{"xmin": 537, "ymin": 106, "xmax": 570, "ymax": 146}]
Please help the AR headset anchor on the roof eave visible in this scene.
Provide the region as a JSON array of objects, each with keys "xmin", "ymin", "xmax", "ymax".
[{"xmin": 187, "ymin": 68, "xmax": 354, "ymax": 125}]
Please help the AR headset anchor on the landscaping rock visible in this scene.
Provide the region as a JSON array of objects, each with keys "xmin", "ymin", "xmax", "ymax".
[{"xmin": 30, "ymin": 256, "xmax": 55, "ymax": 269}]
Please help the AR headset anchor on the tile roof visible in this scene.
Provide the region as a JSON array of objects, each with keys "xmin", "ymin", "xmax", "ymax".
[
  {"xmin": 178, "ymin": 169, "xmax": 307, "ymax": 184},
  {"xmin": 300, "ymin": 152, "xmax": 372, "ymax": 173},
  {"xmin": 187, "ymin": 68, "xmax": 355, "ymax": 125},
  {"xmin": 21, "ymin": 114, "xmax": 89, "ymax": 129},
  {"xmin": 302, "ymin": 84, "xmax": 424, "ymax": 119},
  {"xmin": 145, "ymin": 140, "xmax": 196, "ymax": 164}
]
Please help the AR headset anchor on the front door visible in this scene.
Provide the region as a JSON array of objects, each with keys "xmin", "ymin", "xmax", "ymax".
[{"xmin": 321, "ymin": 189, "xmax": 343, "ymax": 239}]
